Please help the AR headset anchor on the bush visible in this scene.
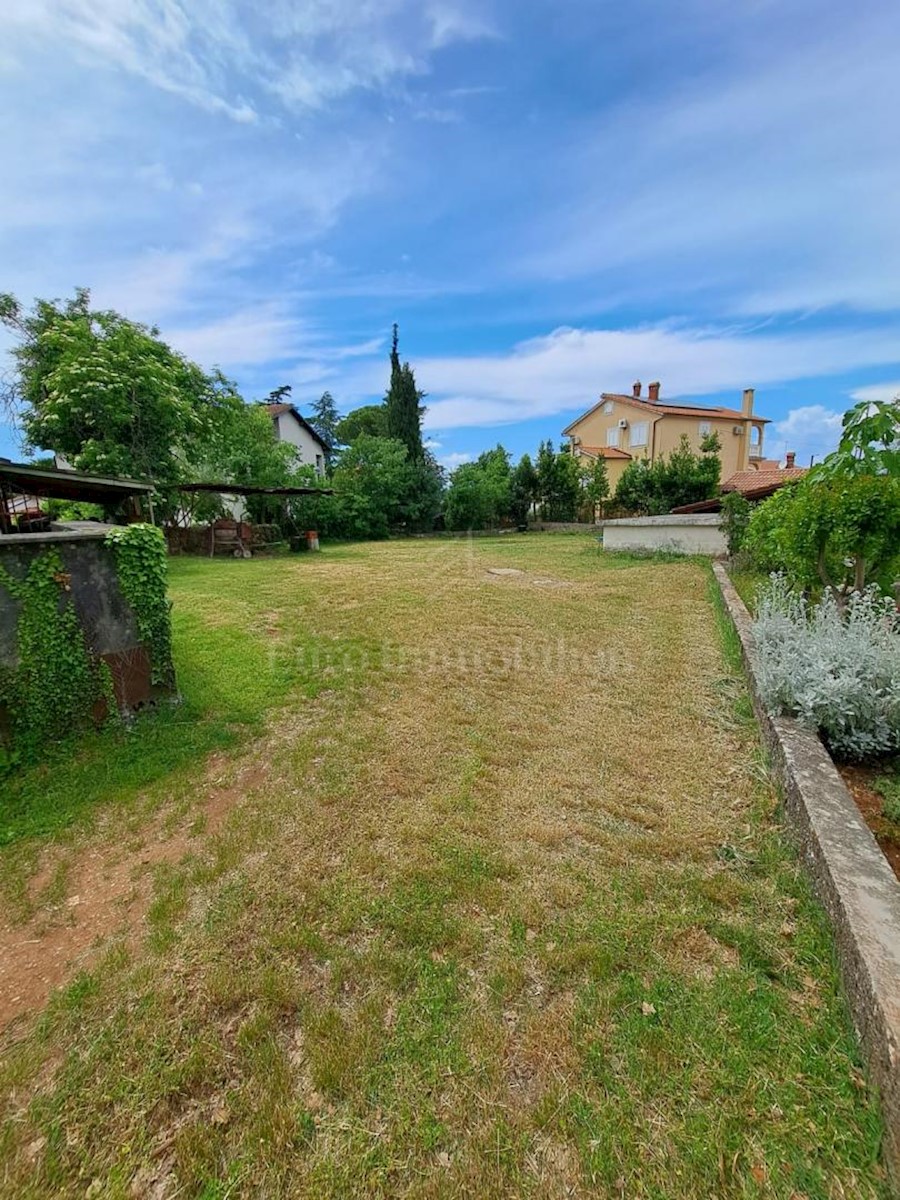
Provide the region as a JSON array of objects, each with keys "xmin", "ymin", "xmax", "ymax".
[
  {"xmin": 613, "ymin": 434, "xmax": 720, "ymax": 515},
  {"xmin": 720, "ymin": 491, "xmax": 751, "ymax": 558},
  {"xmin": 752, "ymin": 574, "xmax": 900, "ymax": 761}
]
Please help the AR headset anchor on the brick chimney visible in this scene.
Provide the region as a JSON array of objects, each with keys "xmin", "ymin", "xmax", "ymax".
[
  {"xmin": 785, "ymin": 451, "xmax": 796, "ymax": 469},
  {"xmin": 632, "ymin": 381, "xmax": 642, "ymax": 398},
  {"xmin": 742, "ymin": 388, "xmax": 754, "ymax": 417},
  {"xmin": 648, "ymin": 381, "xmax": 660, "ymax": 403}
]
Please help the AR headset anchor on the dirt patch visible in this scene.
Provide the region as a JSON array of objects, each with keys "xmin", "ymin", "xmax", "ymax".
[
  {"xmin": 0, "ymin": 757, "xmax": 268, "ymax": 1031},
  {"xmin": 838, "ymin": 764, "xmax": 900, "ymax": 883}
]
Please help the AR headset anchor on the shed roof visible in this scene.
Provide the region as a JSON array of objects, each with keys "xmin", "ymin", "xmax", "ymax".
[{"xmin": 0, "ymin": 460, "xmax": 154, "ymax": 504}]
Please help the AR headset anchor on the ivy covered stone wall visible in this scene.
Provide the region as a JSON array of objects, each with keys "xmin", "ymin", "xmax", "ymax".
[{"xmin": 0, "ymin": 524, "xmax": 175, "ymax": 758}]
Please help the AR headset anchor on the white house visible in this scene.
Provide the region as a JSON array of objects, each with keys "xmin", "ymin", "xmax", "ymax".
[{"xmin": 265, "ymin": 403, "xmax": 329, "ymax": 477}]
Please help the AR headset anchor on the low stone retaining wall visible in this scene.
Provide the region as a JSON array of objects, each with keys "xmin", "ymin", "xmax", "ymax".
[
  {"xmin": 713, "ymin": 562, "xmax": 900, "ymax": 1183},
  {"xmin": 600, "ymin": 514, "xmax": 726, "ymax": 556}
]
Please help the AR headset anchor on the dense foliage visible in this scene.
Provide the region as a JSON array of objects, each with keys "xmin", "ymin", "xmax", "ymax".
[
  {"xmin": 743, "ymin": 395, "xmax": 900, "ymax": 602},
  {"xmin": 288, "ymin": 436, "xmax": 442, "ymax": 540},
  {"xmin": 818, "ymin": 394, "xmax": 899, "ymax": 480},
  {"xmin": 753, "ymin": 574, "xmax": 900, "ymax": 761},
  {"xmin": 442, "ymin": 442, "xmax": 589, "ymax": 530},
  {"xmin": 536, "ymin": 441, "xmax": 583, "ymax": 521},
  {"xmin": 1, "ymin": 290, "xmax": 228, "ymax": 486},
  {"xmin": 335, "ymin": 404, "xmax": 388, "ymax": 444},
  {"xmin": 0, "ymin": 548, "xmax": 116, "ymax": 763},
  {"xmin": 104, "ymin": 524, "xmax": 174, "ymax": 686},
  {"xmin": 582, "ymin": 455, "xmax": 610, "ymax": 514},
  {"xmin": 613, "ymin": 433, "xmax": 721, "ymax": 514},
  {"xmin": 745, "ymin": 473, "xmax": 900, "ymax": 601},
  {"xmin": 720, "ymin": 491, "xmax": 752, "ymax": 558},
  {"xmin": 444, "ymin": 447, "xmax": 513, "ymax": 531}
]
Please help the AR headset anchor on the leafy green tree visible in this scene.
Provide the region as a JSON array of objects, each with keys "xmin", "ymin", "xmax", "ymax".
[
  {"xmin": 510, "ymin": 453, "xmax": 539, "ymax": 525},
  {"xmin": 309, "ymin": 390, "xmax": 341, "ymax": 456},
  {"xmin": 535, "ymin": 441, "xmax": 581, "ymax": 520},
  {"xmin": 265, "ymin": 384, "xmax": 292, "ymax": 405},
  {"xmin": 818, "ymin": 394, "xmax": 900, "ymax": 479},
  {"xmin": 444, "ymin": 446, "xmax": 512, "ymax": 530},
  {"xmin": 385, "ymin": 324, "xmax": 424, "ymax": 462},
  {"xmin": 746, "ymin": 394, "xmax": 900, "ymax": 602},
  {"xmin": 613, "ymin": 434, "xmax": 720, "ymax": 514},
  {"xmin": 746, "ymin": 475, "xmax": 900, "ymax": 602},
  {"xmin": 335, "ymin": 404, "xmax": 388, "ymax": 444},
  {"xmin": 331, "ymin": 435, "xmax": 420, "ymax": 539},
  {"xmin": 720, "ymin": 490, "xmax": 752, "ymax": 558},
  {"xmin": 0, "ymin": 289, "xmax": 223, "ymax": 486},
  {"xmin": 582, "ymin": 456, "xmax": 610, "ymax": 516},
  {"xmin": 535, "ymin": 440, "xmax": 558, "ymax": 514}
]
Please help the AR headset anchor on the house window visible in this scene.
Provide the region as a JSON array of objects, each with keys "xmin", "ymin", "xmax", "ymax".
[
  {"xmin": 606, "ymin": 427, "xmax": 619, "ymax": 448},
  {"xmin": 630, "ymin": 421, "xmax": 648, "ymax": 448},
  {"xmin": 316, "ymin": 453, "xmax": 324, "ymax": 475},
  {"xmin": 603, "ymin": 401, "xmax": 614, "ymax": 414},
  {"xmin": 698, "ymin": 420, "xmax": 712, "ymax": 438}
]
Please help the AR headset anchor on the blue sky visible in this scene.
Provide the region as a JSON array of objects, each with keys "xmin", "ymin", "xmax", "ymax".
[{"xmin": 2, "ymin": 0, "xmax": 899, "ymax": 471}]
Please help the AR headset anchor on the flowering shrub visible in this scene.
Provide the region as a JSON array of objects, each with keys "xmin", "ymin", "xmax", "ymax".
[{"xmin": 753, "ymin": 574, "xmax": 900, "ymax": 761}]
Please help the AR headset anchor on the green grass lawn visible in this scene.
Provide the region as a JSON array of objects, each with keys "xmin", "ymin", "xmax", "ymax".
[{"xmin": 0, "ymin": 537, "xmax": 887, "ymax": 1198}]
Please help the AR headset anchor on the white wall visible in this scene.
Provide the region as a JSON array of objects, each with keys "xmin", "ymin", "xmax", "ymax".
[
  {"xmin": 275, "ymin": 412, "xmax": 326, "ymax": 476},
  {"xmin": 601, "ymin": 515, "xmax": 726, "ymax": 556}
]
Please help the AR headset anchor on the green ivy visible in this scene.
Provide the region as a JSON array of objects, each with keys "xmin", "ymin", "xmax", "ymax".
[
  {"xmin": 0, "ymin": 548, "xmax": 109, "ymax": 757},
  {"xmin": 104, "ymin": 524, "xmax": 174, "ymax": 685}
]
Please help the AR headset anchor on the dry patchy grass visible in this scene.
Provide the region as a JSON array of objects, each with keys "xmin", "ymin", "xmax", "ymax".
[{"xmin": 0, "ymin": 536, "xmax": 886, "ymax": 1198}]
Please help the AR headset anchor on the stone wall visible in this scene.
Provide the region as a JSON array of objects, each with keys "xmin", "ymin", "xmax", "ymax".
[{"xmin": 600, "ymin": 514, "xmax": 726, "ymax": 556}]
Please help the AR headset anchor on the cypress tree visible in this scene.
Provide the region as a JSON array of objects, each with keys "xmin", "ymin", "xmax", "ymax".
[{"xmin": 385, "ymin": 324, "xmax": 424, "ymax": 462}]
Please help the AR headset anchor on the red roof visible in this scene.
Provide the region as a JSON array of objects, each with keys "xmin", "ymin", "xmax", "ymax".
[
  {"xmin": 722, "ymin": 467, "xmax": 808, "ymax": 494},
  {"xmin": 671, "ymin": 470, "xmax": 808, "ymax": 514},
  {"xmin": 563, "ymin": 391, "xmax": 770, "ymax": 435},
  {"xmin": 577, "ymin": 445, "xmax": 632, "ymax": 460},
  {"xmin": 265, "ymin": 403, "xmax": 293, "ymax": 417}
]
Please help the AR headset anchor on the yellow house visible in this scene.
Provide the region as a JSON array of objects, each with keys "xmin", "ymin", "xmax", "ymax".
[{"xmin": 562, "ymin": 381, "xmax": 770, "ymax": 491}]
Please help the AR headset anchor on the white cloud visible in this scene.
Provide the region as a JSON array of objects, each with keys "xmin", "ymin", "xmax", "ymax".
[
  {"xmin": 439, "ymin": 451, "xmax": 472, "ymax": 468},
  {"xmin": 7, "ymin": 0, "xmax": 260, "ymax": 122},
  {"xmin": 850, "ymin": 381, "xmax": 900, "ymax": 404},
  {"xmin": 164, "ymin": 304, "xmax": 306, "ymax": 367},
  {"xmin": 768, "ymin": 405, "xmax": 844, "ymax": 467},
  {"xmin": 362, "ymin": 321, "xmax": 900, "ymax": 431},
  {"xmin": 6, "ymin": 0, "xmax": 495, "ymax": 121}
]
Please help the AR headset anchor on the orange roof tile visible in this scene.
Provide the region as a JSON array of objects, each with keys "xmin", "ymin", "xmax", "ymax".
[
  {"xmin": 563, "ymin": 391, "xmax": 770, "ymax": 435},
  {"xmin": 723, "ymin": 467, "xmax": 808, "ymax": 494}
]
